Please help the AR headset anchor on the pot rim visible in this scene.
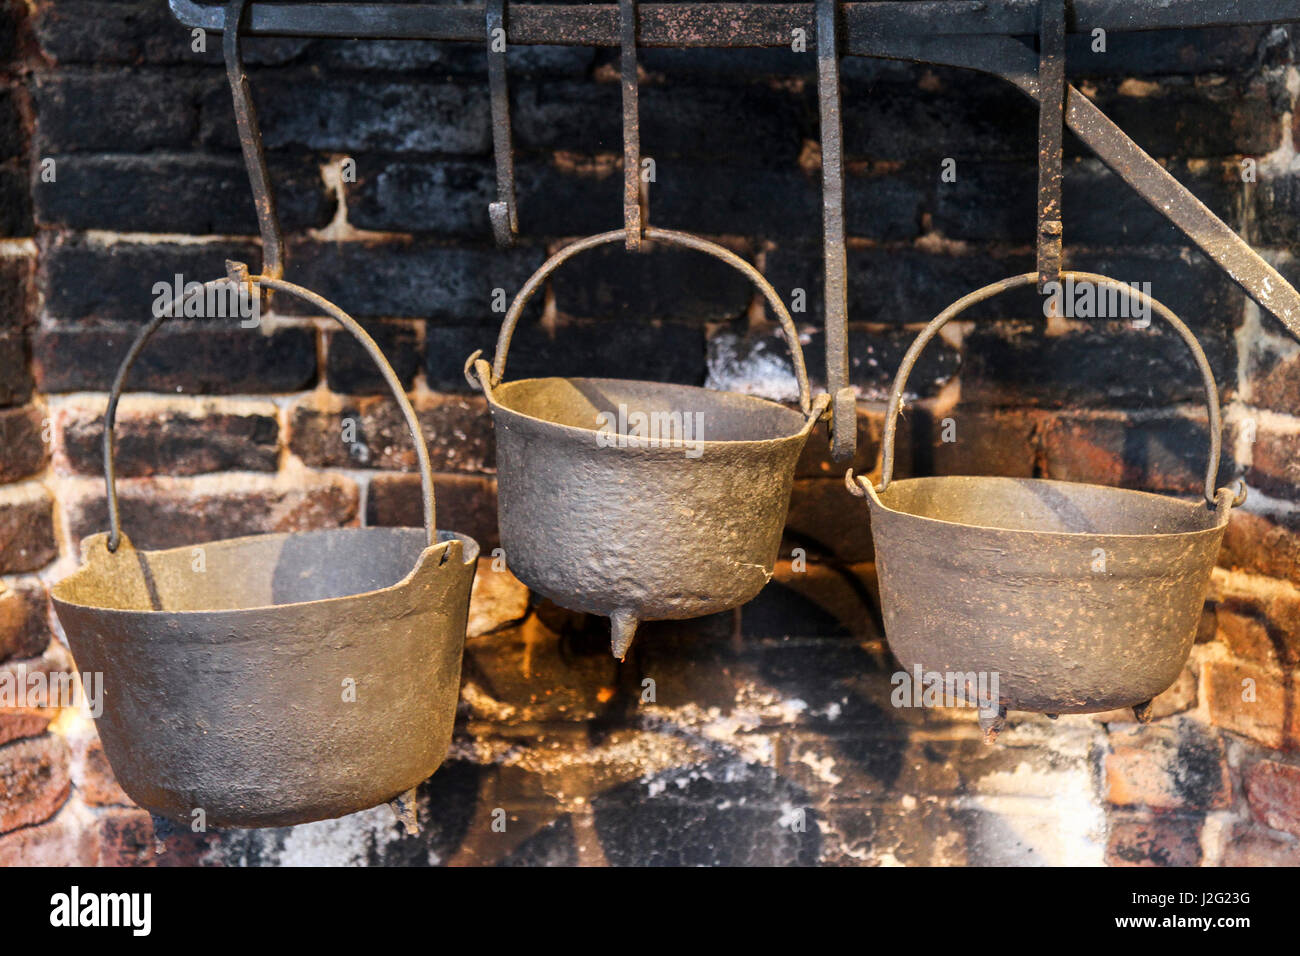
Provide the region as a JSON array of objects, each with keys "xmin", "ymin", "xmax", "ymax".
[
  {"xmin": 860, "ymin": 474, "xmax": 1235, "ymax": 541},
  {"xmin": 486, "ymin": 374, "xmax": 822, "ymax": 449},
  {"xmin": 51, "ymin": 526, "xmax": 478, "ymax": 618}
]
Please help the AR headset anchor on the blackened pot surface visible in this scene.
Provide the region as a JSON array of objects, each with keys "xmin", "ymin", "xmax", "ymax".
[
  {"xmin": 52, "ymin": 527, "xmax": 478, "ymax": 828},
  {"xmin": 486, "ymin": 376, "xmax": 815, "ymax": 624},
  {"xmin": 864, "ymin": 476, "xmax": 1231, "ymax": 714}
]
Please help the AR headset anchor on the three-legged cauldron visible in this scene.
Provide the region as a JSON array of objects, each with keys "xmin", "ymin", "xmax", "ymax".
[{"xmin": 468, "ymin": 228, "xmax": 830, "ymax": 658}]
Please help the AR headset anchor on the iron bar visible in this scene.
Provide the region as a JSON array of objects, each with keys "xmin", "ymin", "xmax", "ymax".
[
  {"xmin": 486, "ymin": 0, "xmax": 518, "ymax": 247},
  {"xmin": 222, "ymin": 0, "xmax": 283, "ymax": 280},
  {"xmin": 816, "ymin": 0, "xmax": 854, "ymax": 463},
  {"xmin": 1035, "ymin": 0, "xmax": 1065, "ymax": 291},
  {"xmin": 174, "ymin": 0, "xmax": 1300, "ymax": 340},
  {"xmin": 621, "ymin": 0, "xmax": 644, "ymax": 250},
  {"xmin": 171, "ymin": 0, "xmax": 1300, "ymax": 44}
]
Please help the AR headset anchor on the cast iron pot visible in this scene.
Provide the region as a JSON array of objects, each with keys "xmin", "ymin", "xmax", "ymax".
[
  {"xmin": 467, "ymin": 227, "xmax": 830, "ymax": 659},
  {"xmin": 52, "ymin": 271, "xmax": 478, "ymax": 829},
  {"xmin": 847, "ymin": 272, "xmax": 1241, "ymax": 741}
]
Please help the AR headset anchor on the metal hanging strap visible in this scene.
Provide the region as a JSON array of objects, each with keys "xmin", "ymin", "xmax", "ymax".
[
  {"xmin": 486, "ymin": 0, "xmax": 519, "ymax": 246},
  {"xmin": 1036, "ymin": 0, "xmax": 1066, "ymax": 291},
  {"xmin": 816, "ymin": 0, "xmax": 855, "ymax": 462},
  {"xmin": 223, "ymin": 0, "xmax": 284, "ymax": 280},
  {"xmin": 620, "ymin": 0, "xmax": 647, "ymax": 250}
]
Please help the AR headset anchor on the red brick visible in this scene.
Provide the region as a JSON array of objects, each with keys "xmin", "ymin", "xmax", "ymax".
[
  {"xmin": 1220, "ymin": 509, "xmax": 1300, "ymax": 585},
  {"xmin": 1247, "ymin": 424, "xmax": 1300, "ymax": 500},
  {"xmin": 0, "ymin": 708, "xmax": 52, "ymax": 747},
  {"xmin": 290, "ymin": 392, "xmax": 494, "ymax": 473},
  {"xmin": 1041, "ymin": 411, "xmax": 1220, "ymax": 495},
  {"xmin": 0, "ymin": 734, "xmax": 71, "ymax": 833},
  {"xmin": 1213, "ymin": 578, "xmax": 1300, "ymax": 668},
  {"xmin": 783, "ymin": 476, "xmax": 874, "ymax": 562},
  {"xmin": 1204, "ymin": 659, "xmax": 1300, "ymax": 751},
  {"xmin": 468, "ymin": 559, "xmax": 529, "ymax": 639},
  {"xmin": 1244, "ymin": 760, "xmax": 1300, "ymax": 838},
  {"xmin": 73, "ymin": 734, "xmax": 133, "ymax": 808},
  {"xmin": 0, "ymin": 329, "xmax": 31, "ymax": 406},
  {"xmin": 1106, "ymin": 813, "xmax": 1203, "ymax": 867},
  {"xmin": 1248, "ymin": 336, "xmax": 1300, "ymax": 414},
  {"xmin": 1220, "ymin": 824, "xmax": 1300, "ymax": 866},
  {"xmin": 0, "ymin": 403, "xmax": 49, "ymax": 482},
  {"xmin": 0, "ymin": 578, "xmax": 52, "ymax": 663},
  {"xmin": 59, "ymin": 398, "xmax": 280, "ymax": 477},
  {"xmin": 64, "ymin": 471, "xmax": 359, "ymax": 550},
  {"xmin": 0, "ymin": 806, "xmax": 98, "ymax": 866},
  {"xmin": 931, "ymin": 407, "xmax": 1043, "ymax": 479},
  {"xmin": 95, "ymin": 807, "xmax": 157, "ymax": 867},
  {"xmin": 0, "ymin": 482, "xmax": 57, "ymax": 573},
  {"xmin": 1105, "ymin": 720, "xmax": 1231, "ymax": 810},
  {"xmin": 366, "ymin": 472, "xmax": 499, "ymax": 551}
]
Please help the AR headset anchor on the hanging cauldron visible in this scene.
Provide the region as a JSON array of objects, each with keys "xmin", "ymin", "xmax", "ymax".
[
  {"xmin": 467, "ymin": 227, "xmax": 830, "ymax": 659},
  {"xmin": 847, "ymin": 272, "xmax": 1242, "ymax": 740},
  {"xmin": 52, "ymin": 269, "xmax": 478, "ymax": 829}
]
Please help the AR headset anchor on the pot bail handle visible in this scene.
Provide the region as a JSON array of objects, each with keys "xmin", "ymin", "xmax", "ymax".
[
  {"xmin": 468, "ymin": 226, "xmax": 817, "ymax": 419},
  {"xmin": 223, "ymin": 0, "xmax": 283, "ymax": 281},
  {"xmin": 872, "ymin": 271, "xmax": 1236, "ymax": 508},
  {"xmin": 103, "ymin": 265, "xmax": 438, "ymax": 550}
]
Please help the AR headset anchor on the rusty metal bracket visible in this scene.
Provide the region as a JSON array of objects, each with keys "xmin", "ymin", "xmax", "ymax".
[
  {"xmin": 816, "ymin": 0, "xmax": 855, "ymax": 463},
  {"xmin": 181, "ymin": 0, "xmax": 1300, "ymax": 342},
  {"xmin": 222, "ymin": 0, "xmax": 283, "ymax": 281},
  {"xmin": 850, "ymin": 30, "xmax": 1300, "ymax": 340},
  {"xmin": 620, "ymin": 0, "xmax": 647, "ymax": 251},
  {"xmin": 1035, "ymin": 0, "xmax": 1065, "ymax": 292},
  {"xmin": 486, "ymin": 0, "xmax": 518, "ymax": 247},
  {"xmin": 172, "ymin": 1, "xmax": 1300, "ymax": 44}
]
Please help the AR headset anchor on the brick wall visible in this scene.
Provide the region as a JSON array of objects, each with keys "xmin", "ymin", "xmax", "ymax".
[{"xmin": 1, "ymin": 0, "xmax": 1298, "ymax": 866}]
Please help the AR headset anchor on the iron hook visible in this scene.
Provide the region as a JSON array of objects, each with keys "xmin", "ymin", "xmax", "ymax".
[
  {"xmin": 1036, "ymin": 0, "xmax": 1066, "ymax": 291},
  {"xmin": 223, "ymin": 0, "xmax": 284, "ymax": 282},
  {"xmin": 486, "ymin": 0, "xmax": 518, "ymax": 247},
  {"xmin": 620, "ymin": 0, "xmax": 647, "ymax": 251},
  {"xmin": 816, "ymin": 0, "xmax": 856, "ymax": 464}
]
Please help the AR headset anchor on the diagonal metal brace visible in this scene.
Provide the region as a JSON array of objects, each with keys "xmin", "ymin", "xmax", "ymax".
[{"xmin": 853, "ymin": 32, "xmax": 1300, "ymax": 341}]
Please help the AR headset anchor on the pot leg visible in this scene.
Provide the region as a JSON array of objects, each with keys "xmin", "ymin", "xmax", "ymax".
[
  {"xmin": 977, "ymin": 703, "xmax": 1007, "ymax": 744},
  {"xmin": 610, "ymin": 608, "xmax": 639, "ymax": 661},
  {"xmin": 1132, "ymin": 699, "xmax": 1154, "ymax": 724},
  {"xmin": 149, "ymin": 813, "xmax": 178, "ymax": 855},
  {"xmin": 389, "ymin": 787, "xmax": 420, "ymax": 836}
]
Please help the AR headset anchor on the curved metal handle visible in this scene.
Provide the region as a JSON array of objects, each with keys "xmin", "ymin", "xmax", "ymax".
[
  {"xmin": 103, "ymin": 266, "xmax": 437, "ymax": 550},
  {"xmin": 473, "ymin": 227, "xmax": 815, "ymax": 417},
  {"xmin": 224, "ymin": 0, "xmax": 284, "ymax": 280},
  {"xmin": 876, "ymin": 271, "xmax": 1231, "ymax": 506}
]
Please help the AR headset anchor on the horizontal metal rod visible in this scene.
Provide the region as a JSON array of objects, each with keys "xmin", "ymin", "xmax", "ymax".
[{"xmin": 170, "ymin": 0, "xmax": 1300, "ymax": 44}]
